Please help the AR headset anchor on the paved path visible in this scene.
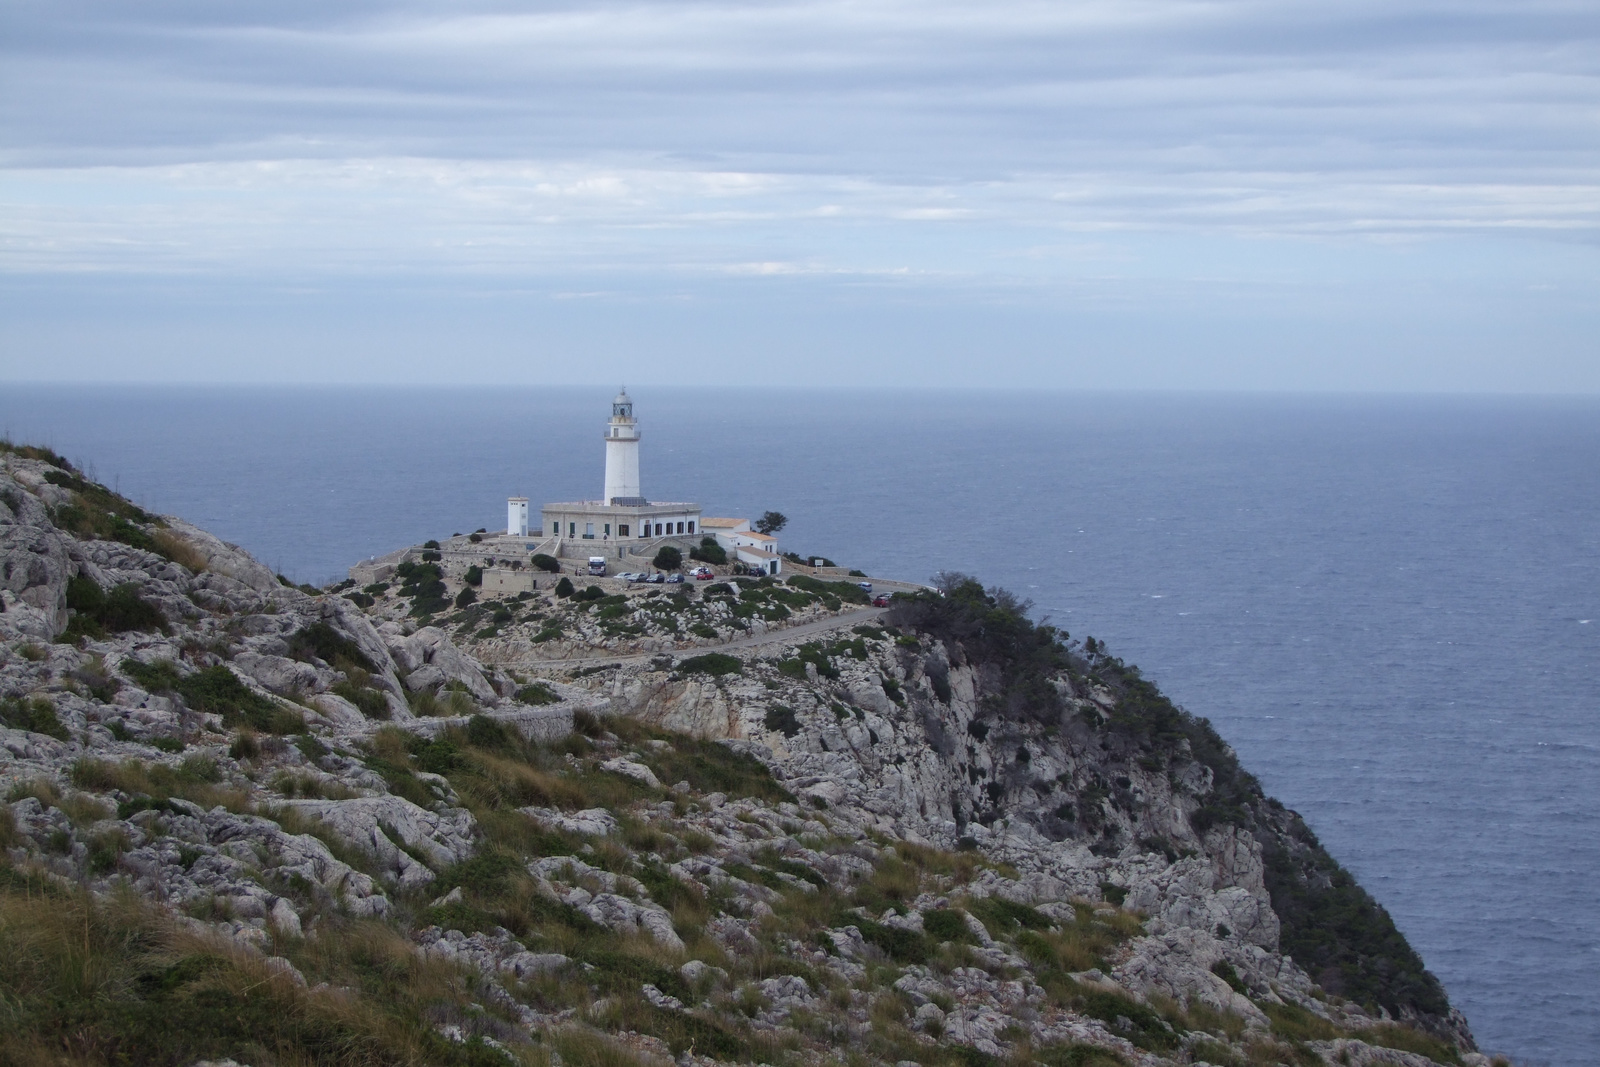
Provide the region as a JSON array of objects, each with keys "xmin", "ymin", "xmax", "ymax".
[{"xmin": 518, "ymin": 606, "xmax": 889, "ymax": 671}]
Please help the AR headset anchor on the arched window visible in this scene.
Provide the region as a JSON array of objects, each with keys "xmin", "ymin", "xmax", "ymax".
[{"xmin": 687, "ymin": 521, "xmax": 695, "ymax": 534}]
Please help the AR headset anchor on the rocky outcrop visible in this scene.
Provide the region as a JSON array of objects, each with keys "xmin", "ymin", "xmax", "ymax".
[{"xmin": 0, "ymin": 447, "xmax": 1480, "ymax": 1067}]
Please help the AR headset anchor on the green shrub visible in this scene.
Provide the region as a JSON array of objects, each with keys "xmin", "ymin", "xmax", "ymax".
[
  {"xmin": 653, "ymin": 546, "xmax": 683, "ymax": 571},
  {"xmin": 464, "ymin": 565, "xmax": 483, "ymax": 586},
  {"xmin": 787, "ymin": 573, "xmax": 869, "ymax": 604},
  {"xmin": 463, "ymin": 715, "xmax": 513, "ymax": 751},
  {"xmin": 677, "ymin": 652, "xmax": 742, "ymax": 677},
  {"xmin": 689, "ymin": 538, "xmax": 727, "ymax": 565},
  {"xmin": 554, "ymin": 577, "xmax": 575, "ymax": 598},
  {"xmin": 531, "ymin": 554, "xmax": 561, "ymax": 573},
  {"xmin": 516, "ymin": 683, "xmax": 560, "ymax": 705},
  {"xmin": 855, "ymin": 917, "xmax": 930, "ymax": 963},
  {"xmin": 454, "ymin": 587, "xmax": 477, "ymax": 609},
  {"xmin": 176, "ymin": 666, "xmax": 303, "ymax": 734},
  {"xmin": 762, "ymin": 705, "xmax": 800, "ymax": 737},
  {"xmin": 1036, "ymin": 1044, "xmax": 1126, "ymax": 1067},
  {"xmin": 0, "ymin": 696, "xmax": 68, "ymax": 741},
  {"xmin": 61, "ymin": 577, "xmax": 167, "ymax": 641},
  {"xmin": 286, "ymin": 622, "xmax": 376, "ymax": 672},
  {"xmin": 331, "ymin": 680, "xmax": 390, "ymax": 719},
  {"xmin": 122, "ymin": 658, "xmax": 180, "ymax": 692},
  {"xmin": 967, "ymin": 896, "xmax": 1050, "ymax": 933},
  {"xmin": 646, "ymin": 737, "xmax": 794, "ymax": 803},
  {"xmin": 921, "ymin": 908, "xmax": 971, "ymax": 943}
]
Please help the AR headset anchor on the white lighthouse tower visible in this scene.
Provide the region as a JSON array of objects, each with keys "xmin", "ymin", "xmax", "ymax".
[{"xmin": 602, "ymin": 388, "xmax": 642, "ymax": 505}]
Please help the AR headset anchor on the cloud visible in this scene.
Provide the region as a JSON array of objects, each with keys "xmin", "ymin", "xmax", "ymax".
[{"xmin": 0, "ymin": 0, "xmax": 1596, "ymax": 387}]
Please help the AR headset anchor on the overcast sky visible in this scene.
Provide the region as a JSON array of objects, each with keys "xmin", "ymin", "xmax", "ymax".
[{"xmin": 1, "ymin": 0, "xmax": 1596, "ymax": 389}]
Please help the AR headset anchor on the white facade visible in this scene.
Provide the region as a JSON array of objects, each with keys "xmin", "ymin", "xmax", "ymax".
[
  {"xmin": 602, "ymin": 389, "xmax": 642, "ymax": 504},
  {"xmin": 507, "ymin": 497, "xmax": 529, "ymax": 537},
  {"xmin": 702, "ymin": 517, "xmax": 782, "ymax": 575},
  {"xmin": 538, "ymin": 391, "xmax": 701, "ymax": 552}
]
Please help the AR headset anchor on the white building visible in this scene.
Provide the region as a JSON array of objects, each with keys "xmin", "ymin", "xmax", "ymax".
[
  {"xmin": 701, "ymin": 517, "xmax": 782, "ymax": 576},
  {"xmin": 538, "ymin": 390, "xmax": 702, "ymax": 552},
  {"xmin": 506, "ymin": 497, "xmax": 529, "ymax": 537}
]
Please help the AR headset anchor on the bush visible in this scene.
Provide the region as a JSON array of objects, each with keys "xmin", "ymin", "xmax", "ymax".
[
  {"xmin": 331, "ymin": 681, "xmax": 390, "ymax": 719},
  {"xmin": 0, "ymin": 696, "xmax": 68, "ymax": 741},
  {"xmin": 689, "ymin": 538, "xmax": 727, "ymax": 565},
  {"xmin": 653, "ymin": 546, "xmax": 683, "ymax": 571},
  {"xmin": 122, "ymin": 658, "xmax": 180, "ymax": 692},
  {"xmin": 454, "ymin": 587, "xmax": 477, "ymax": 609},
  {"xmin": 516, "ymin": 683, "xmax": 560, "ymax": 705},
  {"xmin": 922, "ymin": 908, "xmax": 971, "ymax": 943},
  {"xmin": 787, "ymin": 573, "xmax": 869, "ymax": 604},
  {"xmin": 762, "ymin": 705, "xmax": 800, "ymax": 737},
  {"xmin": 176, "ymin": 666, "xmax": 304, "ymax": 734},
  {"xmin": 554, "ymin": 577, "xmax": 575, "ymax": 598},
  {"xmin": 464, "ymin": 565, "xmax": 483, "ymax": 586},
  {"xmin": 286, "ymin": 622, "xmax": 376, "ymax": 672},
  {"xmin": 61, "ymin": 577, "xmax": 167, "ymax": 641},
  {"xmin": 531, "ymin": 554, "xmax": 561, "ymax": 573},
  {"xmin": 677, "ymin": 653, "xmax": 742, "ymax": 677}
]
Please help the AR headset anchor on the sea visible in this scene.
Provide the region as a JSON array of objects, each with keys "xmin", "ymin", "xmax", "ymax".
[{"xmin": 2, "ymin": 384, "xmax": 1595, "ymax": 1066}]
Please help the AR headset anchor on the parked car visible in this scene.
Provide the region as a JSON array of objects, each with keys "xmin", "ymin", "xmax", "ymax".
[
  {"xmin": 618, "ymin": 572, "xmax": 644, "ymax": 582},
  {"xmin": 693, "ymin": 567, "xmax": 714, "ymax": 580},
  {"xmin": 872, "ymin": 594, "xmax": 891, "ymax": 607},
  {"xmin": 857, "ymin": 582, "xmax": 873, "ymax": 592},
  {"xmin": 666, "ymin": 573, "xmax": 685, "ymax": 584},
  {"xmin": 647, "ymin": 572, "xmax": 665, "ymax": 584}
]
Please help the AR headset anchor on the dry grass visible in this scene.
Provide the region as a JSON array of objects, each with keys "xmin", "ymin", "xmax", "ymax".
[
  {"xmin": 7, "ymin": 778, "xmax": 112, "ymax": 826},
  {"xmin": 0, "ymin": 874, "xmax": 537, "ymax": 1067},
  {"xmin": 469, "ymin": 751, "xmax": 591, "ymax": 810},
  {"xmin": 151, "ymin": 529, "xmax": 209, "ymax": 574},
  {"xmin": 69, "ymin": 756, "xmax": 252, "ymax": 814}
]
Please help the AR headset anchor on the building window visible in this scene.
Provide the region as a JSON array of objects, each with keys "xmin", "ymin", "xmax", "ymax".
[
  {"xmin": 585, "ymin": 523, "xmax": 595, "ymax": 539},
  {"xmin": 568, "ymin": 522, "xmax": 575, "ymax": 538},
  {"xmin": 604, "ymin": 523, "xmax": 611, "ymax": 537},
  {"xmin": 655, "ymin": 523, "xmax": 663, "ymax": 536},
  {"xmin": 619, "ymin": 524, "xmax": 629, "ymax": 537},
  {"xmin": 676, "ymin": 522, "xmax": 684, "ymax": 534},
  {"xmin": 687, "ymin": 521, "xmax": 695, "ymax": 534}
]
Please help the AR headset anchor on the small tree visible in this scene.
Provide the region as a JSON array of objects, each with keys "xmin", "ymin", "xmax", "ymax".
[
  {"xmin": 754, "ymin": 511, "xmax": 788, "ymax": 535},
  {"xmin": 454, "ymin": 587, "xmax": 477, "ymax": 609},
  {"xmin": 690, "ymin": 538, "xmax": 727, "ymax": 565},
  {"xmin": 531, "ymin": 554, "xmax": 561, "ymax": 574},
  {"xmin": 464, "ymin": 565, "xmax": 483, "ymax": 587},
  {"xmin": 554, "ymin": 576, "xmax": 575, "ymax": 598},
  {"xmin": 653, "ymin": 546, "xmax": 683, "ymax": 571}
]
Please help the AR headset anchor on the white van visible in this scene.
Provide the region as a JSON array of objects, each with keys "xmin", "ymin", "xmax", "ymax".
[{"xmin": 588, "ymin": 556, "xmax": 607, "ymax": 576}]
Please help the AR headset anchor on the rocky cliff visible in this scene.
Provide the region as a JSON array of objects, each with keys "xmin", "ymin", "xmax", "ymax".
[{"xmin": 0, "ymin": 443, "xmax": 1492, "ymax": 1067}]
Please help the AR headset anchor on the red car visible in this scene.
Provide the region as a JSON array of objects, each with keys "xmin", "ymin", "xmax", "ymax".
[
  {"xmin": 872, "ymin": 594, "xmax": 891, "ymax": 607},
  {"xmin": 693, "ymin": 567, "xmax": 714, "ymax": 580}
]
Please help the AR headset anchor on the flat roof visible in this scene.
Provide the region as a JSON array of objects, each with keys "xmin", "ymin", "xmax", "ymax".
[
  {"xmin": 543, "ymin": 500, "xmax": 700, "ymax": 511},
  {"xmin": 699, "ymin": 517, "xmax": 746, "ymax": 527}
]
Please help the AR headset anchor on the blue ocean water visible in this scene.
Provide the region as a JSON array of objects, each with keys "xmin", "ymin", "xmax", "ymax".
[{"xmin": 2, "ymin": 385, "xmax": 1595, "ymax": 1065}]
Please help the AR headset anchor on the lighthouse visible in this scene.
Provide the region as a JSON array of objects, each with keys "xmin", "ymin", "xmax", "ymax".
[
  {"xmin": 603, "ymin": 388, "xmax": 642, "ymax": 505},
  {"xmin": 539, "ymin": 391, "xmax": 701, "ymax": 550}
]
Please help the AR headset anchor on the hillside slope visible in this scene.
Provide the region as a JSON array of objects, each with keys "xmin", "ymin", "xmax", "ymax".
[{"xmin": 0, "ymin": 444, "xmax": 1488, "ymax": 1067}]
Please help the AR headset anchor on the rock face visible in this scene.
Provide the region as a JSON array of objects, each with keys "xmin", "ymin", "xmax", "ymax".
[{"xmin": 0, "ymin": 446, "xmax": 1481, "ymax": 1067}]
